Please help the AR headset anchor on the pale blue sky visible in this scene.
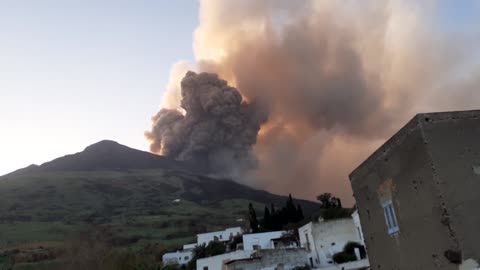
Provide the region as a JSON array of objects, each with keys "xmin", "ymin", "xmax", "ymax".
[
  {"xmin": 0, "ymin": 1, "xmax": 478, "ymax": 176},
  {"xmin": 0, "ymin": 1, "xmax": 198, "ymax": 175}
]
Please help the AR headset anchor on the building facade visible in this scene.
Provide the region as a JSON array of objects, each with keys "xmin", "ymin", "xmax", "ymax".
[
  {"xmin": 197, "ymin": 227, "xmax": 243, "ymax": 246},
  {"xmin": 351, "ymin": 210, "xmax": 365, "ymax": 246},
  {"xmin": 196, "ymin": 250, "xmax": 255, "ymax": 270},
  {"xmin": 349, "ymin": 110, "xmax": 480, "ymax": 270},
  {"xmin": 162, "ymin": 250, "xmax": 193, "ymax": 266},
  {"xmin": 242, "ymin": 231, "xmax": 290, "ymax": 251},
  {"xmin": 298, "ymin": 218, "xmax": 365, "ymax": 268},
  {"xmin": 224, "ymin": 249, "xmax": 309, "ymax": 270}
]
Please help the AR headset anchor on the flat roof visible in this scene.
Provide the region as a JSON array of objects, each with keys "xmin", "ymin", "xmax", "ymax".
[
  {"xmin": 224, "ymin": 257, "xmax": 261, "ymax": 265},
  {"xmin": 349, "ymin": 109, "xmax": 480, "ymax": 182}
]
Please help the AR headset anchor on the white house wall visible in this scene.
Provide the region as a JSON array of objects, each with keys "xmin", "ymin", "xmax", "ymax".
[
  {"xmin": 242, "ymin": 231, "xmax": 286, "ymax": 251},
  {"xmin": 197, "ymin": 227, "xmax": 242, "ymax": 246},
  {"xmin": 351, "ymin": 210, "xmax": 365, "ymax": 246},
  {"xmin": 299, "ymin": 218, "xmax": 362, "ymax": 268},
  {"xmin": 162, "ymin": 250, "xmax": 193, "ymax": 266}
]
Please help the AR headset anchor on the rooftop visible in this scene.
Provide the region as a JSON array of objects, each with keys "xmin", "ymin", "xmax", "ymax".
[{"xmin": 349, "ymin": 109, "xmax": 480, "ymax": 182}]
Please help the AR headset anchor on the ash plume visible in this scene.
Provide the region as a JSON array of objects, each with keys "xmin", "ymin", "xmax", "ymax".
[
  {"xmin": 149, "ymin": 0, "xmax": 480, "ymax": 204},
  {"xmin": 145, "ymin": 71, "xmax": 268, "ymax": 176}
]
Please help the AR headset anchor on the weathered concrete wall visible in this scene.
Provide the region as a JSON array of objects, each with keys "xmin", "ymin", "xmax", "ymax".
[
  {"xmin": 350, "ymin": 113, "xmax": 462, "ymax": 270},
  {"xmin": 196, "ymin": 250, "xmax": 254, "ymax": 270},
  {"xmin": 319, "ymin": 258, "xmax": 370, "ymax": 270},
  {"xmin": 421, "ymin": 111, "xmax": 480, "ymax": 267},
  {"xmin": 225, "ymin": 249, "xmax": 308, "ymax": 270}
]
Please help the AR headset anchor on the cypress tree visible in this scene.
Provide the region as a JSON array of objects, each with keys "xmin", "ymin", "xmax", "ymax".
[
  {"xmin": 263, "ymin": 206, "xmax": 271, "ymax": 231},
  {"xmin": 248, "ymin": 203, "xmax": 259, "ymax": 233},
  {"xmin": 296, "ymin": 204, "xmax": 304, "ymax": 222},
  {"xmin": 286, "ymin": 194, "xmax": 297, "ymax": 223}
]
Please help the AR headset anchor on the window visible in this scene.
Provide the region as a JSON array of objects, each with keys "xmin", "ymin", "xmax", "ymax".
[
  {"xmin": 382, "ymin": 200, "xmax": 399, "ymax": 234},
  {"xmin": 203, "ymin": 267, "xmax": 208, "ymax": 270},
  {"xmin": 184, "ymin": 256, "xmax": 189, "ymax": 260}
]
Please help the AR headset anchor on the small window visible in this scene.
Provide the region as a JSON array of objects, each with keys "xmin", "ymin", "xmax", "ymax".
[
  {"xmin": 383, "ymin": 200, "xmax": 399, "ymax": 234},
  {"xmin": 184, "ymin": 256, "xmax": 189, "ymax": 260},
  {"xmin": 203, "ymin": 267, "xmax": 208, "ymax": 270},
  {"xmin": 219, "ymin": 235, "xmax": 222, "ymax": 239}
]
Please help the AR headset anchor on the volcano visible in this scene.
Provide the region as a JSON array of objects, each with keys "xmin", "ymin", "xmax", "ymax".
[{"xmin": 0, "ymin": 140, "xmax": 319, "ymax": 249}]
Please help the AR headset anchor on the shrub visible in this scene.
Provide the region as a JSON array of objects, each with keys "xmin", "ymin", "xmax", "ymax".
[
  {"xmin": 332, "ymin": 241, "xmax": 367, "ymax": 264},
  {"xmin": 332, "ymin": 251, "xmax": 357, "ymax": 264},
  {"xmin": 343, "ymin": 242, "xmax": 366, "ymax": 259}
]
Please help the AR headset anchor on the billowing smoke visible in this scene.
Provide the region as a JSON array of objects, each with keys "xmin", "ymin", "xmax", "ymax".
[
  {"xmin": 145, "ymin": 71, "xmax": 268, "ymax": 176},
  {"xmin": 148, "ymin": 0, "xmax": 480, "ymax": 204}
]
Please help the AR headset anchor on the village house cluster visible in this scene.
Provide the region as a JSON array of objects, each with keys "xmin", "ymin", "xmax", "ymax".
[
  {"xmin": 164, "ymin": 110, "xmax": 480, "ymax": 270},
  {"xmin": 163, "ymin": 211, "xmax": 369, "ymax": 270}
]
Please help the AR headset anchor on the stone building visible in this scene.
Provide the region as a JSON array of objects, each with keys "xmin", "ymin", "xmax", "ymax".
[{"xmin": 349, "ymin": 110, "xmax": 480, "ymax": 270}]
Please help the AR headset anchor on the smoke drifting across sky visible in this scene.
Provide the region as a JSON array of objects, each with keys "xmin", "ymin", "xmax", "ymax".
[{"xmin": 147, "ymin": 0, "xmax": 480, "ymax": 204}]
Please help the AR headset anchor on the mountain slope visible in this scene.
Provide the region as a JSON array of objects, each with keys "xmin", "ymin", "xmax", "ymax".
[
  {"xmin": 5, "ymin": 140, "xmax": 196, "ymax": 177},
  {"xmin": 0, "ymin": 140, "xmax": 320, "ymax": 250}
]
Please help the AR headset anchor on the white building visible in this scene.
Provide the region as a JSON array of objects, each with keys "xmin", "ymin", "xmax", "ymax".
[
  {"xmin": 196, "ymin": 250, "xmax": 255, "ymax": 270},
  {"xmin": 197, "ymin": 227, "xmax": 242, "ymax": 246},
  {"xmin": 162, "ymin": 250, "xmax": 193, "ymax": 266},
  {"xmin": 351, "ymin": 210, "xmax": 365, "ymax": 246},
  {"xmin": 242, "ymin": 231, "xmax": 292, "ymax": 251},
  {"xmin": 298, "ymin": 217, "xmax": 367, "ymax": 269},
  {"xmin": 183, "ymin": 243, "xmax": 197, "ymax": 251},
  {"xmin": 224, "ymin": 249, "xmax": 309, "ymax": 270}
]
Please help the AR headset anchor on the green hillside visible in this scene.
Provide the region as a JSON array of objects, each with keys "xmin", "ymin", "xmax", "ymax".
[
  {"xmin": 0, "ymin": 170, "xmax": 318, "ymax": 251},
  {"xmin": 0, "ymin": 141, "xmax": 319, "ymax": 257}
]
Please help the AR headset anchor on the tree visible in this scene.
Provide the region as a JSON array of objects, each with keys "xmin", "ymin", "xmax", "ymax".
[
  {"xmin": 248, "ymin": 203, "xmax": 259, "ymax": 233},
  {"xmin": 263, "ymin": 206, "xmax": 271, "ymax": 231},
  {"xmin": 296, "ymin": 204, "xmax": 304, "ymax": 222},
  {"xmin": 285, "ymin": 194, "xmax": 297, "ymax": 223},
  {"xmin": 270, "ymin": 203, "xmax": 276, "ymax": 215},
  {"xmin": 317, "ymin": 193, "xmax": 333, "ymax": 208},
  {"xmin": 188, "ymin": 241, "xmax": 227, "ymax": 269},
  {"xmin": 317, "ymin": 193, "xmax": 342, "ymax": 209},
  {"xmin": 332, "ymin": 197, "xmax": 342, "ymax": 208}
]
